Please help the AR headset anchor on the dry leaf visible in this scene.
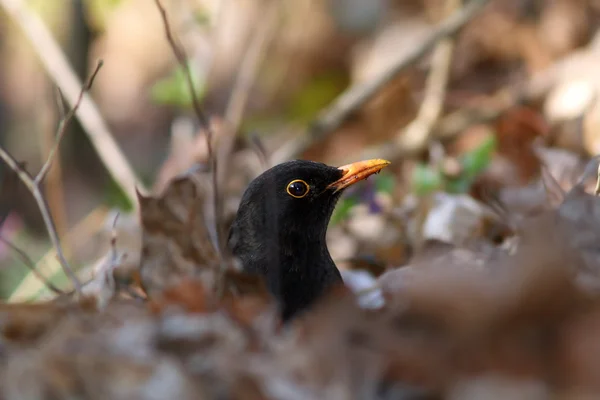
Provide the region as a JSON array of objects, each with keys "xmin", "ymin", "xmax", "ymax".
[{"xmin": 137, "ymin": 172, "xmax": 219, "ymax": 297}]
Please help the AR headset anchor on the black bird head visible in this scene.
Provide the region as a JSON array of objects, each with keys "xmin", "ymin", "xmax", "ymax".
[{"xmin": 228, "ymin": 158, "xmax": 390, "ymax": 321}]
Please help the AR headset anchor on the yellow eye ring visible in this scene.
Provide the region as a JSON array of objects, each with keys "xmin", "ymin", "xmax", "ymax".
[{"xmin": 286, "ymin": 179, "xmax": 310, "ymax": 198}]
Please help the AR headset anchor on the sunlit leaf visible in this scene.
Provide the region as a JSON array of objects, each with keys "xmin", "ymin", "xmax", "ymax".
[
  {"xmin": 84, "ymin": 0, "xmax": 123, "ymax": 31},
  {"xmin": 374, "ymin": 172, "xmax": 395, "ymax": 194},
  {"xmin": 287, "ymin": 72, "xmax": 348, "ymax": 123},
  {"xmin": 412, "ymin": 164, "xmax": 442, "ymax": 196},
  {"xmin": 151, "ymin": 63, "xmax": 206, "ymax": 108},
  {"xmin": 460, "ymin": 133, "xmax": 496, "ymax": 178},
  {"xmin": 330, "ymin": 196, "xmax": 359, "ymax": 226},
  {"xmin": 193, "ymin": 9, "xmax": 211, "ymax": 26},
  {"xmin": 444, "ymin": 177, "xmax": 472, "ymax": 194}
]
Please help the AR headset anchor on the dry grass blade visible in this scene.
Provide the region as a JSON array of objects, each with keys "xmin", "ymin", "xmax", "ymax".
[{"xmin": 0, "ymin": 236, "xmax": 63, "ymax": 295}]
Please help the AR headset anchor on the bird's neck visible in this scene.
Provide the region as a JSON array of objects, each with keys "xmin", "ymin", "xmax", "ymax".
[{"xmin": 263, "ymin": 227, "xmax": 342, "ymax": 319}]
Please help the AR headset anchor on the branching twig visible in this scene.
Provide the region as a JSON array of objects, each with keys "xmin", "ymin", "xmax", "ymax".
[
  {"xmin": 0, "ymin": 236, "xmax": 64, "ymax": 295},
  {"xmin": 0, "ymin": 62, "xmax": 103, "ymax": 296},
  {"xmin": 0, "ymin": 0, "xmax": 145, "ymax": 204},
  {"xmin": 0, "ymin": 148, "xmax": 83, "ymax": 294},
  {"xmin": 277, "ymin": 0, "xmax": 491, "ymax": 161},
  {"xmin": 36, "ymin": 61, "xmax": 103, "ymax": 184}
]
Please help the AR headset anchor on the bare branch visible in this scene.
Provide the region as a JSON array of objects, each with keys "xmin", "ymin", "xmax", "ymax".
[
  {"xmin": 0, "ymin": 60, "xmax": 105, "ymax": 297},
  {"xmin": 0, "ymin": 235, "xmax": 64, "ymax": 295},
  {"xmin": 0, "ymin": 148, "xmax": 83, "ymax": 294},
  {"xmin": 36, "ymin": 60, "xmax": 103, "ymax": 184}
]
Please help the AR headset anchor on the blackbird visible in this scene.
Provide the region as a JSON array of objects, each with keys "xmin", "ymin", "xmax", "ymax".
[{"xmin": 228, "ymin": 159, "xmax": 390, "ymax": 321}]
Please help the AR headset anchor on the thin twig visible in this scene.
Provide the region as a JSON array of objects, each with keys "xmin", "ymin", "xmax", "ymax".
[
  {"xmin": 153, "ymin": 0, "xmax": 214, "ymax": 139},
  {"xmin": 217, "ymin": 0, "xmax": 279, "ymax": 257},
  {"xmin": 0, "ymin": 236, "xmax": 64, "ymax": 295},
  {"xmin": 153, "ymin": 0, "xmax": 225, "ymax": 276},
  {"xmin": 36, "ymin": 61, "xmax": 103, "ymax": 184},
  {"xmin": 53, "ymin": 86, "xmax": 67, "ymax": 119},
  {"xmin": 248, "ymin": 133, "xmax": 271, "ymax": 171},
  {"xmin": 0, "ymin": 0, "xmax": 145, "ymax": 204},
  {"xmin": 0, "ymin": 148, "xmax": 83, "ymax": 294},
  {"xmin": 81, "ymin": 211, "xmax": 126, "ymax": 309},
  {"xmin": 0, "ymin": 61, "xmax": 103, "ymax": 298},
  {"xmin": 0, "ymin": 61, "xmax": 102, "ymax": 292},
  {"xmin": 38, "ymin": 85, "xmax": 70, "ymax": 257},
  {"xmin": 277, "ymin": 0, "xmax": 491, "ymax": 161}
]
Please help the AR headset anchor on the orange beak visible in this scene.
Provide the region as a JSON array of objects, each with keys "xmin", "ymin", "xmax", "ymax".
[{"xmin": 326, "ymin": 159, "xmax": 391, "ymax": 192}]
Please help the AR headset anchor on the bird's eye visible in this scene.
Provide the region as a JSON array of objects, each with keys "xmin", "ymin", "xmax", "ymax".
[{"xmin": 286, "ymin": 179, "xmax": 309, "ymax": 198}]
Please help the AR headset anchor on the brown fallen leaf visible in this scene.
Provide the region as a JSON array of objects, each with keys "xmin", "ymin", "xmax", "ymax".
[
  {"xmin": 148, "ymin": 278, "xmax": 212, "ymax": 315},
  {"xmin": 137, "ymin": 171, "xmax": 220, "ymax": 298}
]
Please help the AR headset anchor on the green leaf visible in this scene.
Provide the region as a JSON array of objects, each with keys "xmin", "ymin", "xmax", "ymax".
[
  {"xmin": 193, "ymin": 9, "xmax": 211, "ymax": 26},
  {"xmin": 103, "ymin": 174, "xmax": 134, "ymax": 212},
  {"xmin": 460, "ymin": 134, "xmax": 496, "ymax": 178},
  {"xmin": 412, "ymin": 164, "xmax": 442, "ymax": 196},
  {"xmin": 330, "ymin": 196, "xmax": 359, "ymax": 226},
  {"xmin": 151, "ymin": 63, "xmax": 206, "ymax": 108},
  {"xmin": 287, "ymin": 73, "xmax": 348, "ymax": 123},
  {"xmin": 84, "ymin": 0, "xmax": 123, "ymax": 31},
  {"xmin": 374, "ymin": 172, "xmax": 395, "ymax": 194},
  {"xmin": 444, "ymin": 177, "xmax": 472, "ymax": 194}
]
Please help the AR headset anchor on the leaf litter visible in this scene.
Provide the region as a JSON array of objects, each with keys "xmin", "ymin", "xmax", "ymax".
[
  {"xmin": 1, "ymin": 155, "xmax": 600, "ymax": 399},
  {"xmin": 7, "ymin": 1, "xmax": 600, "ymax": 399}
]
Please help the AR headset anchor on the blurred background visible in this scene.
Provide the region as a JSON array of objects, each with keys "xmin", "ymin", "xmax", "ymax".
[{"xmin": 2, "ymin": 0, "xmax": 600, "ymax": 300}]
